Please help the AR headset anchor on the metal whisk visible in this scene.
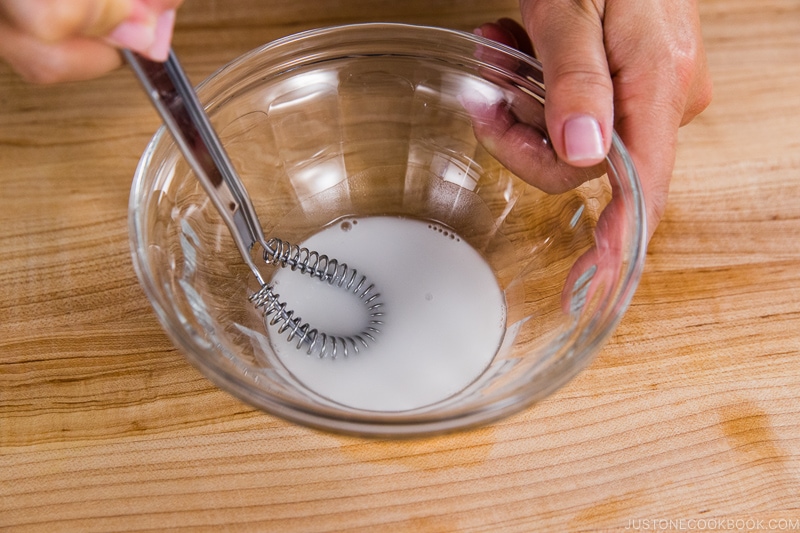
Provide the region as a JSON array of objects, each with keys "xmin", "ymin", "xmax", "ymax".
[{"xmin": 125, "ymin": 49, "xmax": 383, "ymax": 359}]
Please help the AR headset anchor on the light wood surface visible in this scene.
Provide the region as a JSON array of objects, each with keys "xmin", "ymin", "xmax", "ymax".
[{"xmin": 2, "ymin": 1, "xmax": 799, "ymax": 531}]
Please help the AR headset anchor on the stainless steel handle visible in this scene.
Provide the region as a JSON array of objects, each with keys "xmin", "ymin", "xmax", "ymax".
[{"xmin": 125, "ymin": 49, "xmax": 267, "ymax": 283}]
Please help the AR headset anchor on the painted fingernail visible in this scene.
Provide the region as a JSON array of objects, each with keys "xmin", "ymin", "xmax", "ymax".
[
  {"xmin": 147, "ymin": 10, "xmax": 176, "ymax": 62},
  {"xmin": 107, "ymin": 20, "xmax": 156, "ymax": 53},
  {"xmin": 564, "ymin": 115, "xmax": 606, "ymax": 165}
]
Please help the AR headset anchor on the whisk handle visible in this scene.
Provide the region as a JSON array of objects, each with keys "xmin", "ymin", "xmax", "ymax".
[{"xmin": 124, "ymin": 49, "xmax": 267, "ymax": 283}]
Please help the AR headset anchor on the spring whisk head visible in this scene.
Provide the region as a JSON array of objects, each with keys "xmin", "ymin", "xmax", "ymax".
[{"xmin": 250, "ymin": 237, "xmax": 384, "ymax": 359}]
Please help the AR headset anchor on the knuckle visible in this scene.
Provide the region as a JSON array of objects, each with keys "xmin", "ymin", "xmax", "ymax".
[
  {"xmin": 681, "ymin": 75, "xmax": 713, "ymax": 125},
  {"xmin": 627, "ymin": 32, "xmax": 712, "ymax": 125},
  {"xmin": 550, "ymin": 60, "xmax": 613, "ymax": 93},
  {"xmin": 664, "ymin": 45, "xmax": 713, "ymax": 124},
  {"xmin": 671, "ymin": 49, "xmax": 700, "ymax": 90},
  {"xmin": 658, "ymin": 31, "xmax": 706, "ymax": 92},
  {"xmin": 695, "ymin": 76, "xmax": 714, "ymax": 110}
]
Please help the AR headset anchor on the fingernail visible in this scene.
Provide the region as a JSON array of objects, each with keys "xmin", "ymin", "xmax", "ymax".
[
  {"xmin": 564, "ymin": 115, "xmax": 606, "ymax": 164},
  {"xmin": 473, "ymin": 27, "xmax": 484, "ymax": 37},
  {"xmin": 146, "ymin": 10, "xmax": 176, "ymax": 62},
  {"xmin": 107, "ymin": 20, "xmax": 156, "ymax": 53}
]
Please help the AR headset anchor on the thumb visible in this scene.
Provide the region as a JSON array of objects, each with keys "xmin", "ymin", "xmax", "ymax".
[
  {"xmin": 0, "ymin": 0, "xmax": 133, "ymax": 42},
  {"xmin": 520, "ymin": 0, "xmax": 613, "ymax": 167}
]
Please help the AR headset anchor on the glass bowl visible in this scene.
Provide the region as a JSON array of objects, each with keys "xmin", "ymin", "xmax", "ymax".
[{"xmin": 129, "ymin": 23, "xmax": 646, "ymax": 437}]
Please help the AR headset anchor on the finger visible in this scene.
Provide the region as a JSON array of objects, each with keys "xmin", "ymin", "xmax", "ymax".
[
  {"xmin": 0, "ymin": 0, "xmax": 133, "ymax": 42},
  {"xmin": 609, "ymin": 55, "xmax": 689, "ymax": 236},
  {"xmin": 0, "ymin": 0, "xmax": 181, "ymax": 65},
  {"xmin": 469, "ymin": 20, "xmax": 604, "ymax": 192},
  {"xmin": 0, "ymin": 21, "xmax": 121, "ymax": 83},
  {"xmin": 496, "ymin": 18, "xmax": 535, "ymax": 58},
  {"xmin": 520, "ymin": 0, "xmax": 613, "ymax": 168},
  {"xmin": 561, "ymin": 75, "xmax": 680, "ymax": 310},
  {"xmin": 106, "ymin": 6, "xmax": 175, "ymax": 61},
  {"xmin": 561, "ymin": 182, "xmax": 629, "ymax": 313},
  {"xmin": 463, "ymin": 94, "xmax": 603, "ymax": 194},
  {"xmin": 474, "ymin": 22, "xmax": 518, "ymax": 50},
  {"xmin": 474, "ymin": 19, "xmax": 535, "ymax": 58}
]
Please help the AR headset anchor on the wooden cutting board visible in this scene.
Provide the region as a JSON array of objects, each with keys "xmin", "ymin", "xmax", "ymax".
[{"xmin": 2, "ymin": 0, "xmax": 799, "ymax": 530}]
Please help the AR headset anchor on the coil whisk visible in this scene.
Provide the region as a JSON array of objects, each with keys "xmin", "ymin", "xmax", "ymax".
[{"xmin": 249, "ymin": 237, "xmax": 384, "ymax": 359}]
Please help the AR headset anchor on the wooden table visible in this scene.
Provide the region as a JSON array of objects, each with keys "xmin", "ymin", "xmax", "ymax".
[{"xmin": 2, "ymin": 1, "xmax": 799, "ymax": 530}]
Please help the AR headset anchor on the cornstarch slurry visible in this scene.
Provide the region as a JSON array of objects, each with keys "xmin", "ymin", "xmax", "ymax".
[{"xmin": 269, "ymin": 216, "xmax": 506, "ymax": 411}]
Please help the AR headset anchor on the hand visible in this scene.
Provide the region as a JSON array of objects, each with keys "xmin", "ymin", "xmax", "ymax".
[
  {"xmin": 478, "ymin": 0, "xmax": 713, "ymax": 240},
  {"xmin": 0, "ymin": 0, "xmax": 182, "ymax": 83}
]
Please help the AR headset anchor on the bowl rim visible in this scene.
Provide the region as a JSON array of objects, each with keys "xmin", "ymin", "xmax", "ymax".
[{"xmin": 128, "ymin": 22, "xmax": 647, "ymax": 438}]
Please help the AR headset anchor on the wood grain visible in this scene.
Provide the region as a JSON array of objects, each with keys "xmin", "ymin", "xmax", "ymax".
[{"xmin": 2, "ymin": 0, "xmax": 800, "ymax": 531}]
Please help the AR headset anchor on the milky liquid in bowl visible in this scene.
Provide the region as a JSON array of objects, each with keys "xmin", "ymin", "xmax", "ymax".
[{"xmin": 268, "ymin": 215, "xmax": 506, "ymax": 412}]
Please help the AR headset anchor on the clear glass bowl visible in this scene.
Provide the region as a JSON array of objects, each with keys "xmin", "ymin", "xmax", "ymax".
[{"xmin": 129, "ymin": 23, "xmax": 646, "ymax": 437}]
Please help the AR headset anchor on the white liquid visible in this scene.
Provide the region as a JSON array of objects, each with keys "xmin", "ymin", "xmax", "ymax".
[{"xmin": 269, "ymin": 216, "xmax": 506, "ymax": 412}]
